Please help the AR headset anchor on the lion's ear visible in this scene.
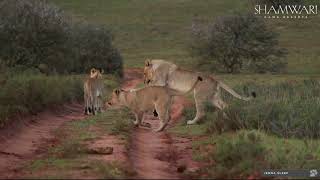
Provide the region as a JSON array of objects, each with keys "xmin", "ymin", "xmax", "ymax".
[
  {"xmin": 145, "ymin": 59, "xmax": 151, "ymax": 67},
  {"xmin": 113, "ymin": 89, "xmax": 120, "ymax": 95},
  {"xmin": 100, "ymin": 68, "xmax": 104, "ymax": 74}
]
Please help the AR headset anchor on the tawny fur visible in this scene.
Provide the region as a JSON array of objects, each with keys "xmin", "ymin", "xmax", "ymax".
[
  {"xmin": 143, "ymin": 59, "xmax": 255, "ymax": 125},
  {"xmin": 107, "ymin": 76, "xmax": 202, "ymax": 132},
  {"xmin": 84, "ymin": 68, "xmax": 104, "ymax": 115}
]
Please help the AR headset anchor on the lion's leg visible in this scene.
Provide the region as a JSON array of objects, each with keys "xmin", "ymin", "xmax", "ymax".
[
  {"xmin": 97, "ymin": 96, "xmax": 103, "ymax": 113},
  {"xmin": 94, "ymin": 94, "xmax": 99, "ymax": 114},
  {"xmin": 133, "ymin": 112, "xmax": 143, "ymax": 127},
  {"xmin": 99, "ymin": 96, "xmax": 105, "ymax": 112},
  {"xmin": 97, "ymin": 90, "xmax": 104, "ymax": 113},
  {"xmin": 84, "ymin": 94, "xmax": 89, "ymax": 115},
  {"xmin": 91, "ymin": 95, "xmax": 96, "ymax": 115},
  {"xmin": 187, "ymin": 91, "xmax": 207, "ymax": 125},
  {"xmin": 87, "ymin": 94, "xmax": 93, "ymax": 114},
  {"xmin": 211, "ymin": 93, "xmax": 228, "ymax": 118},
  {"xmin": 154, "ymin": 100, "xmax": 171, "ymax": 132},
  {"xmin": 212, "ymin": 96, "xmax": 227, "ymax": 110}
]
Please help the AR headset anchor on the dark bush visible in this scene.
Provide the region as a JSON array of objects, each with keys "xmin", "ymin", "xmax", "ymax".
[
  {"xmin": 70, "ymin": 24, "xmax": 123, "ymax": 77},
  {"xmin": 0, "ymin": 0, "xmax": 123, "ymax": 76},
  {"xmin": 0, "ymin": 0, "xmax": 70, "ymax": 73},
  {"xmin": 189, "ymin": 13, "xmax": 287, "ymax": 73}
]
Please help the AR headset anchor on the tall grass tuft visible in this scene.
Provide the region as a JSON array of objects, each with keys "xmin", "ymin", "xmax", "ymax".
[
  {"xmin": 182, "ymin": 78, "xmax": 320, "ymax": 139},
  {"xmin": 222, "ymin": 79, "xmax": 320, "ymax": 138},
  {"xmin": 0, "ymin": 72, "xmax": 83, "ymax": 127}
]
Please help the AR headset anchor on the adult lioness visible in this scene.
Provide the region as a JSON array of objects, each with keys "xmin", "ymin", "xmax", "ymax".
[
  {"xmin": 107, "ymin": 76, "xmax": 202, "ymax": 132},
  {"xmin": 143, "ymin": 59, "xmax": 256, "ymax": 125},
  {"xmin": 84, "ymin": 68, "xmax": 105, "ymax": 115}
]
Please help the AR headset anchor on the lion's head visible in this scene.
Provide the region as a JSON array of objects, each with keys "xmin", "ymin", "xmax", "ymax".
[
  {"xmin": 143, "ymin": 59, "xmax": 154, "ymax": 85},
  {"xmin": 90, "ymin": 68, "xmax": 104, "ymax": 79},
  {"xmin": 106, "ymin": 88, "xmax": 126, "ymax": 108},
  {"xmin": 143, "ymin": 59, "xmax": 178, "ymax": 86}
]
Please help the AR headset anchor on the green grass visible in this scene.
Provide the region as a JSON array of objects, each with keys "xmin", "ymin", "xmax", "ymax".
[
  {"xmin": 173, "ymin": 76, "xmax": 320, "ymax": 138},
  {"xmin": 170, "ymin": 76, "xmax": 320, "ymax": 178},
  {"xmin": 0, "ymin": 72, "xmax": 83, "ymax": 127},
  {"xmin": 0, "ymin": 66, "xmax": 122, "ymax": 128},
  {"xmin": 49, "ymin": 0, "xmax": 320, "ymax": 73},
  {"xmin": 189, "ymin": 130, "xmax": 320, "ymax": 179}
]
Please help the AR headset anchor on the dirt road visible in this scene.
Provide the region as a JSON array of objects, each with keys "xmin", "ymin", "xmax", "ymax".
[
  {"xmin": 0, "ymin": 69, "xmax": 200, "ymax": 179},
  {"xmin": 123, "ymin": 69, "xmax": 200, "ymax": 179},
  {"xmin": 0, "ymin": 103, "xmax": 85, "ymax": 178}
]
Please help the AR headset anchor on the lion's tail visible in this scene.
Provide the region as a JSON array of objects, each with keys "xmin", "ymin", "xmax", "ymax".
[
  {"xmin": 168, "ymin": 76, "xmax": 203, "ymax": 96},
  {"xmin": 218, "ymin": 81, "xmax": 256, "ymax": 101}
]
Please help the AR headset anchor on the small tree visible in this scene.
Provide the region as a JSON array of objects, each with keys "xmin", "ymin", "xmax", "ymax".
[
  {"xmin": 71, "ymin": 24, "xmax": 123, "ymax": 77},
  {"xmin": 0, "ymin": 0, "xmax": 70, "ymax": 73},
  {"xmin": 0, "ymin": 0, "xmax": 123, "ymax": 76},
  {"xmin": 190, "ymin": 13, "xmax": 287, "ymax": 73}
]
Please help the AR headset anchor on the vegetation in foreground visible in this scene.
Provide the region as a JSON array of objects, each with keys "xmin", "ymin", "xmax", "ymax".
[
  {"xmin": 170, "ymin": 76, "xmax": 320, "ymax": 179},
  {"xmin": 21, "ymin": 79, "xmax": 136, "ymax": 179},
  {"xmin": 0, "ymin": 68, "xmax": 83, "ymax": 127},
  {"xmin": 190, "ymin": 130, "xmax": 320, "ymax": 179}
]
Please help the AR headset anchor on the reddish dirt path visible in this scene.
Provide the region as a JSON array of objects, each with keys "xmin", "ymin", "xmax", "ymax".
[
  {"xmin": 0, "ymin": 68, "xmax": 201, "ymax": 179},
  {"xmin": 123, "ymin": 69, "xmax": 201, "ymax": 179},
  {"xmin": 0, "ymin": 103, "xmax": 85, "ymax": 178}
]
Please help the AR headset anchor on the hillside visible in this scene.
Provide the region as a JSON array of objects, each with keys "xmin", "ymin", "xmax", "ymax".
[{"xmin": 49, "ymin": 0, "xmax": 320, "ymax": 73}]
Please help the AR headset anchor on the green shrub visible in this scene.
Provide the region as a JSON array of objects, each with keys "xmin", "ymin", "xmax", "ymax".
[
  {"xmin": 0, "ymin": 0, "xmax": 123, "ymax": 76},
  {"xmin": 0, "ymin": 74, "xmax": 83, "ymax": 127},
  {"xmin": 70, "ymin": 24, "xmax": 123, "ymax": 77},
  {"xmin": 0, "ymin": 0, "xmax": 69, "ymax": 72},
  {"xmin": 189, "ymin": 13, "xmax": 287, "ymax": 73}
]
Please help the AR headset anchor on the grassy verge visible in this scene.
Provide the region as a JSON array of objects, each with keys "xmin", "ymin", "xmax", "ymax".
[
  {"xmin": 189, "ymin": 130, "xmax": 320, "ymax": 179},
  {"xmin": 0, "ymin": 72, "xmax": 83, "ymax": 127},
  {"xmin": 170, "ymin": 76, "xmax": 320, "ymax": 179}
]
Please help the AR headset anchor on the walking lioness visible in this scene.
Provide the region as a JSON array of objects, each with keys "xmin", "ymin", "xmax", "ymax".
[
  {"xmin": 84, "ymin": 68, "xmax": 105, "ymax": 115},
  {"xmin": 143, "ymin": 59, "xmax": 256, "ymax": 125},
  {"xmin": 107, "ymin": 76, "xmax": 202, "ymax": 132}
]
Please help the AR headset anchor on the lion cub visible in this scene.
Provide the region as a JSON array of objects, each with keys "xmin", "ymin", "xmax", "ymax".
[{"xmin": 107, "ymin": 77, "xmax": 202, "ymax": 132}]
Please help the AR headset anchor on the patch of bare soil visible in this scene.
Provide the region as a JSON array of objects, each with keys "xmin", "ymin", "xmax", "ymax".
[
  {"xmin": 0, "ymin": 103, "xmax": 85, "ymax": 178},
  {"xmin": 124, "ymin": 68, "xmax": 202, "ymax": 179},
  {"xmin": 169, "ymin": 97, "xmax": 203, "ymax": 174},
  {"xmin": 87, "ymin": 134, "xmax": 128, "ymax": 163}
]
